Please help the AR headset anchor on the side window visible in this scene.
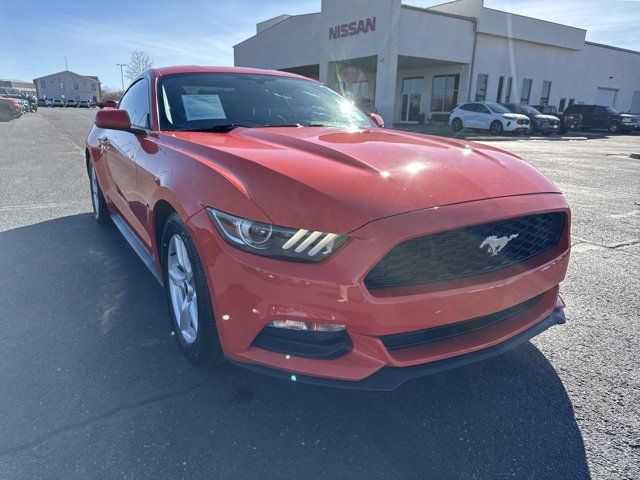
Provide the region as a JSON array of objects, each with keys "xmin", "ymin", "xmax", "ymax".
[
  {"xmin": 594, "ymin": 106, "xmax": 606, "ymax": 115},
  {"xmin": 477, "ymin": 104, "xmax": 491, "ymax": 114},
  {"xmin": 118, "ymin": 79, "xmax": 150, "ymax": 129},
  {"xmin": 559, "ymin": 98, "xmax": 566, "ymax": 112},
  {"xmin": 460, "ymin": 103, "xmax": 475, "ymax": 112}
]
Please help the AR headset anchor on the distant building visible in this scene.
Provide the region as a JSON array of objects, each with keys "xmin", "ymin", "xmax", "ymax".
[
  {"xmin": 33, "ymin": 70, "xmax": 102, "ymax": 102},
  {"xmin": 0, "ymin": 79, "xmax": 36, "ymax": 95}
]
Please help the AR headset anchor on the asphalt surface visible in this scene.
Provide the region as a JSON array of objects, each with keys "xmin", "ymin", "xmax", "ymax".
[{"xmin": 0, "ymin": 108, "xmax": 638, "ymax": 479}]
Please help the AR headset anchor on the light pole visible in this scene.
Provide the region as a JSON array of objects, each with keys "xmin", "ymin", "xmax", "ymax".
[{"xmin": 116, "ymin": 64, "xmax": 126, "ymax": 91}]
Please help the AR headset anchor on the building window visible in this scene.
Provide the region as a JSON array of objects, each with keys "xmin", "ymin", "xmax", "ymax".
[
  {"xmin": 59, "ymin": 81, "xmax": 64, "ymax": 91},
  {"xmin": 568, "ymin": 98, "xmax": 575, "ymax": 108},
  {"xmin": 350, "ymin": 80, "xmax": 369, "ymax": 99},
  {"xmin": 74, "ymin": 82, "xmax": 79, "ymax": 90},
  {"xmin": 496, "ymin": 76, "xmax": 505, "ymax": 102},
  {"xmin": 40, "ymin": 80, "xmax": 45, "ymax": 88},
  {"xmin": 91, "ymin": 83, "xmax": 97, "ymax": 92},
  {"xmin": 559, "ymin": 98, "xmax": 566, "ymax": 112},
  {"xmin": 520, "ymin": 78, "xmax": 532, "ymax": 104},
  {"xmin": 401, "ymin": 77, "xmax": 424, "ymax": 122},
  {"xmin": 475, "ymin": 74, "xmax": 488, "ymax": 102},
  {"xmin": 540, "ymin": 81, "xmax": 552, "ymax": 105},
  {"xmin": 505, "ymin": 77, "xmax": 513, "ymax": 102},
  {"xmin": 430, "ymin": 74, "xmax": 459, "ymax": 113}
]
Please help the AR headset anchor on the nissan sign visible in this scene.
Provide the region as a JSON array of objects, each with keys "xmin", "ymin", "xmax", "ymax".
[{"xmin": 329, "ymin": 17, "xmax": 376, "ymax": 40}]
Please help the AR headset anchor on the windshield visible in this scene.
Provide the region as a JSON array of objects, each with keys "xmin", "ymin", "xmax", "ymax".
[
  {"xmin": 605, "ymin": 106, "xmax": 619, "ymax": 114},
  {"xmin": 520, "ymin": 105, "xmax": 542, "ymax": 115},
  {"xmin": 158, "ymin": 73, "xmax": 374, "ymax": 131},
  {"xmin": 486, "ymin": 102, "xmax": 511, "ymax": 113}
]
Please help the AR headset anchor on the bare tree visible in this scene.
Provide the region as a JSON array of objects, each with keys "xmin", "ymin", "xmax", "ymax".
[
  {"xmin": 125, "ymin": 51, "xmax": 153, "ymax": 80},
  {"xmin": 101, "ymin": 86, "xmax": 123, "ymax": 102}
]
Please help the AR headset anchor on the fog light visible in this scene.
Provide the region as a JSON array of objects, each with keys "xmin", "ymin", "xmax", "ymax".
[{"xmin": 269, "ymin": 320, "xmax": 346, "ymax": 332}]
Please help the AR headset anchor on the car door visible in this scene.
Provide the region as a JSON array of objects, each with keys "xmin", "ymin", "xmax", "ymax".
[
  {"xmin": 476, "ymin": 104, "xmax": 492, "ymax": 129},
  {"xmin": 579, "ymin": 106, "xmax": 595, "ymax": 128},
  {"xmin": 592, "ymin": 106, "xmax": 608, "ymax": 129},
  {"xmin": 461, "ymin": 103, "xmax": 480, "ymax": 127},
  {"xmin": 104, "ymin": 78, "xmax": 151, "ymax": 242}
]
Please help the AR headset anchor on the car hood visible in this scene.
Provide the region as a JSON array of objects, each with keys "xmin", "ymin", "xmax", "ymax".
[
  {"xmin": 534, "ymin": 114, "xmax": 560, "ymax": 121},
  {"xmin": 502, "ymin": 113, "xmax": 530, "ymax": 120},
  {"xmin": 162, "ymin": 127, "xmax": 560, "ymax": 233}
]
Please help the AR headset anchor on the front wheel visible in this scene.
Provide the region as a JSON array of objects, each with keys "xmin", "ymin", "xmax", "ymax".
[
  {"xmin": 608, "ymin": 121, "xmax": 621, "ymax": 134},
  {"xmin": 451, "ymin": 118, "xmax": 463, "ymax": 132},
  {"xmin": 161, "ymin": 213, "xmax": 222, "ymax": 366},
  {"xmin": 490, "ymin": 120, "xmax": 504, "ymax": 135},
  {"xmin": 89, "ymin": 162, "xmax": 111, "ymax": 226}
]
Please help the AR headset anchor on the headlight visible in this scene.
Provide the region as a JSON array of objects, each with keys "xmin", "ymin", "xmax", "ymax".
[{"xmin": 206, "ymin": 208, "xmax": 347, "ymax": 262}]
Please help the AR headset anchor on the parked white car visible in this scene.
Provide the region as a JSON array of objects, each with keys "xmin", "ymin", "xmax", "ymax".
[{"xmin": 450, "ymin": 102, "xmax": 531, "ymax": 135}]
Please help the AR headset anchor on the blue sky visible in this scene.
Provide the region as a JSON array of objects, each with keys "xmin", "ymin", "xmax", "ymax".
[{"xmin": 1, "ymin": 0, "xmax": 638, "ymax": 90}]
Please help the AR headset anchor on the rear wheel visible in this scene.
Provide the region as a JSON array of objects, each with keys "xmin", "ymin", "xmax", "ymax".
[
  {"xmin": 161, "ymin": 213, "xmax": 222, "ymax": 366},
  {"xmin": 89, "ymin": 162, "xmax": 111, "ymax": 226},
  {"xmin": 451, "ymin": 118, "xmax": 463, "ymax": 132},
  {"xmin": 490, "ymin": 120, "xmax": 504, "ymax": 135}
]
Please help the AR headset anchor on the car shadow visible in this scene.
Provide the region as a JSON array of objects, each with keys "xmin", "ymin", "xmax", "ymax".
[{"xmin": 0, "ymin": 214, "xmax": 591, "ymax": 479}]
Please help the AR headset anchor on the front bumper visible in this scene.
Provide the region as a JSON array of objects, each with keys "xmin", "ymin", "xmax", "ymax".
[
  {"xmin": 187, "ymin": 193, "xmax": 570, "ymax": 387},
  {"xmin": 229, "ymin": 304, "xmax": 566, "ymax": 390}
]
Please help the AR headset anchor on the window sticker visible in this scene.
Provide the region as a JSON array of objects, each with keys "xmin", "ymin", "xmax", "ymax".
[{"xmin": 181, "ymin": 94, "xmax": 227, "ymax": 121}]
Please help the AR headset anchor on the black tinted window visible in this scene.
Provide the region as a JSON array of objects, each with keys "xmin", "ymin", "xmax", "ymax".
[{"xmin": 119, "ymin": 79, "xmax": 150, "ymax": 129}]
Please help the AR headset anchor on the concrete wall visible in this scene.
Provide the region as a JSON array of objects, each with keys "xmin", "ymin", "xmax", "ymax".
[
  {"xmin": 34, "ymin": 71, "xmax": 100, "ymax": 102},
  {"xmin": 471, "ymin": 33, "xmax": 640, "ymax": 111},
  {"xmin": 399, "ymin": 7, "xmax": 474, "ymax": 63},
  {"xmin": 478, "ymin": 8, "xmax": 586, "ymax": 51},
  {"xmin": 234, "ymin": 14, "xmax": 322, "ymax": 71}
]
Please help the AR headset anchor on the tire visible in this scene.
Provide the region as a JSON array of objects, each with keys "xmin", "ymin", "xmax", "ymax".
[
  {"xmin": 89, "ymin": 161, "xmax": 111, "ymax": 226},
  {"xmin": 608, "ymin": 121, "xmax": 621, "ymax": 134},
  {"xmin": 490, "ymin": 120, "xmax": 504, "ymax": 135},
  {"xmin": 451, "ymin": 118, "xmax": 463, "ymax": 132},
  {"xmin": 161, "ymin": 213, "xmax": 222, "ymax": 366}
]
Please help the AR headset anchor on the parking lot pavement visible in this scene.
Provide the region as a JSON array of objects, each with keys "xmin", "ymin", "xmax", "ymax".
[{"xmin": 0, "ymin": 109, "xmax": 638, "ymax": 480}]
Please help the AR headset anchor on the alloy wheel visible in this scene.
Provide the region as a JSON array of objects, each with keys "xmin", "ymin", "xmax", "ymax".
[{"xmin": 167, "ymin": 234, "xmax": 199, "ymax": 344}]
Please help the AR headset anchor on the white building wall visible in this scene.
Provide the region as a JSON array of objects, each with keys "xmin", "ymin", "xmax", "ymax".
[
  {"xmin": 399, "ymin": 7, "xmax": 474, "ymax": 63},
  {"xmin": 471, "ymin": 34, "xmax": 640, "ymax": 111},
  {"xmin": 234, "ymin": 14, "xmax": 322, "ymax": 71}
]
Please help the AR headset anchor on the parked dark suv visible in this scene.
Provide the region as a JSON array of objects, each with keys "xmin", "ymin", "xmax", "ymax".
[{"xmin": 563, "ymin": 104, "xmax": 638, "ymax": 133}]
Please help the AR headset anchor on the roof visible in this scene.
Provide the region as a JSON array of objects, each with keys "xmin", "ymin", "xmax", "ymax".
[
  {"xmin": 33, "ymin": 70, "xmax": 100, "ymax": 83},
  {"xmin": 584, "ymin": 41, "xmax": 640, "ymax": 56},
  {"xmin": 148, "ymin": 65, "xmax": 312, "ymax": 81}
]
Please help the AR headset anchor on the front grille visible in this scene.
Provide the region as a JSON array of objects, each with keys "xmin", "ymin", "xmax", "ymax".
[
  {"xmin": 380, "ymin": 294, "xmax": 543, "ymax": 351},
  {"xmin": 364, "ymin": 212, "xmax": 565, "ymax": 290}
]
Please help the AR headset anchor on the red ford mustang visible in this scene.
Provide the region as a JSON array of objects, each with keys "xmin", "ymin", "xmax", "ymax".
[{"xmin": 85, "ymin": 66, "xmax": 570, "ymax": 390}]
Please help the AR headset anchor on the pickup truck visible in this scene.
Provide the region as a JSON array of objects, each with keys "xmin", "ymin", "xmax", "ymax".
[{"xmin": 95, "ymin": 99, "xmax": 117, "ymax": 109}]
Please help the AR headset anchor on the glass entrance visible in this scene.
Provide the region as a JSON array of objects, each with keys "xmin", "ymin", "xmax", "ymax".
[{"xmin": 401, "ymin": 77, "xmax": 424, "ymax": 122}]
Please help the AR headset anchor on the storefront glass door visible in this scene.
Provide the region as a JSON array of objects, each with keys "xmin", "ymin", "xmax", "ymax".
[{"xmin": 400, "ymin": 77, "xmax": 424, "ymax": 122}]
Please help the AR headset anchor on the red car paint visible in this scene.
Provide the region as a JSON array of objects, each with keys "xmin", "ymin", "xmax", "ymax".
[{"xmin": 86, "ymin": 66, "xmax": 570, "ymax": 386}]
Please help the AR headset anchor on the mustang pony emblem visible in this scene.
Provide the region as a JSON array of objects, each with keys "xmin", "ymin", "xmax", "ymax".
[{"xmin": 479, "ymin": 234, "xmax": 518, "ymax": 256}]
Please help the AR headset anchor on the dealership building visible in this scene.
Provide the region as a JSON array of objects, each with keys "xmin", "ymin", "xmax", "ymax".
[{"xmin": 234, "ymin": 0, "xmax": 640, "ymax": 124}]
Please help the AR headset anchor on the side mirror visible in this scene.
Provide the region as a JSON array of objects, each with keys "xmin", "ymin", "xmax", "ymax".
[
  {"xmin": 95, "ymin": 109, "xmax": 145, "ymax": 135},
  {"xmin": 367, "ymin": 113, "xmax": 384, "ymax": 128}
]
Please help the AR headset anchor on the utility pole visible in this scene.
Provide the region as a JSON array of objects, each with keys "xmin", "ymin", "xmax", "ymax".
[
  {"xmin": 65, "ymin": 56, "xmax": 68, "ymax": 70},
  {"xmin": 116, "ymin": 64, "xmax": 126, "ymax": 91}
]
